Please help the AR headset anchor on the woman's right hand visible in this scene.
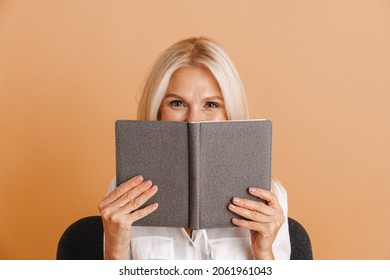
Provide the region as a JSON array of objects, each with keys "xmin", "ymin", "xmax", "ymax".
[{"xmin": 98, "ymin": 175, "xmax": 158, "ymax": 259}]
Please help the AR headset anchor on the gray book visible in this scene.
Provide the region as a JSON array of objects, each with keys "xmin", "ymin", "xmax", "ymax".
[{"xmin": 115, "ymin": 119, "xmax": 272, "ymax": 229}]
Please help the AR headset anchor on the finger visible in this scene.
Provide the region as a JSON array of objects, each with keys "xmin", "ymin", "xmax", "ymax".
[
  {"xmin": 228, "ymin": 203, "xmax": 270, "ymax": 223},
  {"xmin": 120, "ymin": 184, "xmax": 159, "ymax": 214},
  {"xmin": 112, "ymin": 180, "xmax": 154, "ymax": 209},
  {"xmin": 129, "ymin": 201, "xmax": 159, "ymax": 224},
  {"xmin": 231, "ymin": 197, "xmax": 273, "ymax": 216},
  {"xmin": 248, "ymin": 188, "xmax": 281, "ymax": 209},
  {"xmin": 232, "ymin": 218, "xmax": 274, "ymax": 236},
  {"xmin": 99, "ymin": 175, "xmax": 143, "ymax": 209}
]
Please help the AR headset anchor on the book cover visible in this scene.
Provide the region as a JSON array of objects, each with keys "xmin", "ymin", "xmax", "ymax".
[{"xmin": 115, "ymin": 120, "xmax": 272, "ymax": 229}]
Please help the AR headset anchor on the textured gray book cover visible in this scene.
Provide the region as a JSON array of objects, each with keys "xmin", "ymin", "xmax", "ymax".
[{"xmin": 115, "ymin": 120, "xmax": 272, "ymax": 229}]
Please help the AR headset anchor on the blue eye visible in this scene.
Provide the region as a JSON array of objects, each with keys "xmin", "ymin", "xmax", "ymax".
[
  {"xmin": 205, "ymin": 102, "xmax": 219, "ymax": 108},
  {"xmin": 170, "ymin": 100, "xmax": 185, "ymax": 107}
]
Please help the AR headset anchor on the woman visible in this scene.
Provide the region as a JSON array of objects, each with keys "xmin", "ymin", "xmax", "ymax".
[{"xmin": 98, "ymin": 37, "xmax": 290, "ymax": 260}]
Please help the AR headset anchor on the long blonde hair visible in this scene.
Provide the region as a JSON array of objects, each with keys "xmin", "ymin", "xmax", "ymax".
[{"xmin": 137, "ymin": 37, "xmax": 249, "ymax": 120}]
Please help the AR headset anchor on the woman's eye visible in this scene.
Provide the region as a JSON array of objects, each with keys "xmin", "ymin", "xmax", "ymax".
[
  {"xmin": 205, "ymin": 102, "xmax": 219, "ymax": 108},
  {"xmin": 170, "ymin": 100, "xmax": 185, "ymax": 107}
]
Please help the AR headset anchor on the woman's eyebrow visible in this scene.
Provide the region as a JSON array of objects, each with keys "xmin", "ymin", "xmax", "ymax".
[
  {"xmin": 164, "ymin": 93, "xmax": 185, "ymax": 100},
  {"xmin": 204, "ymin": 96, "xmax": 224, "ymax": 101}
]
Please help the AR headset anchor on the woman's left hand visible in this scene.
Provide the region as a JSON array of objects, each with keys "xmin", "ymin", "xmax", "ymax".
[{"xmin": 228, "ymin": 187, "xmax": 285, "ymax": 260}]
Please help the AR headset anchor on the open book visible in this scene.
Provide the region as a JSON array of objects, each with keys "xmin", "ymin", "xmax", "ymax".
[{"xmin": 115, "ymin": 120, "xmax": 272, "ymax": 229}]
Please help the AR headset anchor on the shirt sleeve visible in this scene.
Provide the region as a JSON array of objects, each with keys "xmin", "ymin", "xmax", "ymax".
[
  {"xmin": 270, "ymin": 177, "xmax": 291, "ymax": 260},
  {"xmin": 107, "ymin": 177, "xmax": 116, "ymax": 194}
]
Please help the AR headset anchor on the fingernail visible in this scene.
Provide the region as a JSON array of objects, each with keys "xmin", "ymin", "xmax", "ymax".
[
  {"xmin": 152, "ymin": 185, "xmax": 158, "ymax": 191},
  {"xmin": 233, "ymin": 197, "xmax": 240, "ymax": 203},
  {"xmin": 134, "ymin": 175, "xmax": 143, "ymax": 183},
  {"xmin": 249, "ymin": 187, "xmax": 257, "ymax": 193},
  {"xmin": 229, "ymin": 203, "xmax": 236, "ymax": 209}
]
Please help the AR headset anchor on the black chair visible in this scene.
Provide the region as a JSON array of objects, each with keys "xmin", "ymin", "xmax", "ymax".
[
  {"xmin": 57, "ymin": 216, "xmax": 313, "ymax": 260},
  {"xmin": 57, "ymin": 216, "xmax": 104, "ymax": 260},
  {"xmin": 288, "ymin": 217, "xmax": 313, "ymax": 260}
]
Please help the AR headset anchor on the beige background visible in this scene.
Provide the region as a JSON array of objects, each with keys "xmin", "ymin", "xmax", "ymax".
[{"xmin": 1, "ymin": 0, "xmax": 389, "ymax": 259}]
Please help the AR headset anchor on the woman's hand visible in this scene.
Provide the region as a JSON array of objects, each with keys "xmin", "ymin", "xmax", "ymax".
[
  {"xmin": 228, "ymin": 187, "xmax": 285, "ymax": 260},
  {"xmin": 98, "ymin": 175, "xmax": 158, "ymax": 259}
]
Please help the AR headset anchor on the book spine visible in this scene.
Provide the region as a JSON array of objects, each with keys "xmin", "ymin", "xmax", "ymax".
[{"xmin": 188, "ymin": 123, "xmax": 200, "ymax": 229}]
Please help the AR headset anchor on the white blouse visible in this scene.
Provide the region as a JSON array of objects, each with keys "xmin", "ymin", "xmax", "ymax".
[{"xmin": 107, "ymin": 177, "xmax": 291, "ymax": 260}]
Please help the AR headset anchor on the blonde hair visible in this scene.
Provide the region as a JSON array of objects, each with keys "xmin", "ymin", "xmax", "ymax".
[{"xmin": 137, "ymin": 37, "xmax": 249, "ymax": 120}]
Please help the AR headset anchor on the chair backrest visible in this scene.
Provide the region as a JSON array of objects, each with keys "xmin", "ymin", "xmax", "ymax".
[
  {"xmin": 288, "ymin": 217, "xmax": 313, "ymax": 260},
  {"xmin": 57, "ymin": 216, "xmax": 103, "ymax": 260},
  {"xmin": 57, "ymin": 216, "xmax": 313, "ymax": 260}
]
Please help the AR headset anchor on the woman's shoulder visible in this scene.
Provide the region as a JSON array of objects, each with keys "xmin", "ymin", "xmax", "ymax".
[
  {"xmin": 107, "ymin": 177, "xmax": 116, "ymax": 194},
  {"xmin": 270, "ymin": 177, "xmax": 288, "ymax": 213},
  {"xmin": 271, "ymin": 177, "xmax": 287, "ymax": 195}
]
